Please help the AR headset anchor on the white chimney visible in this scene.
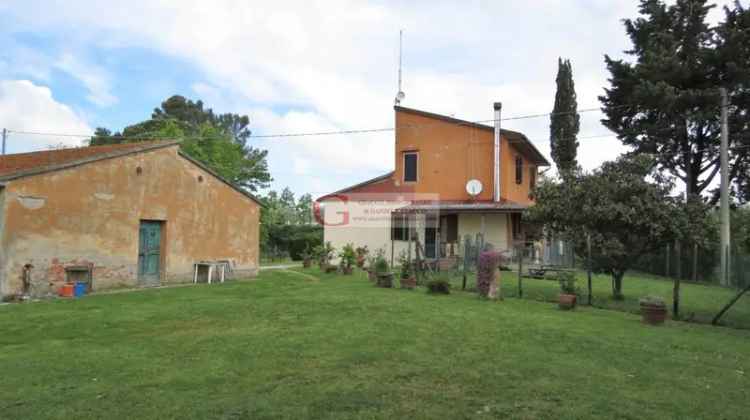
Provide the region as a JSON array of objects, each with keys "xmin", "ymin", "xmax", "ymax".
[{"xmin": 493, "ymin": 102, "xmax": 502, "ymax": 202}]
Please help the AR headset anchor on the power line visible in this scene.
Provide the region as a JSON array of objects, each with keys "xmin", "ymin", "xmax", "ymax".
[{"xmin": 4, "ymin": 106, "xmax": 611, "ymax": 141}]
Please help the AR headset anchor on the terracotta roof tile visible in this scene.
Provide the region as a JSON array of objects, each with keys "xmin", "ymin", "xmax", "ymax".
[{"xmin": 0, "ymin": 141, "xmax": 176, "ymax": 179}]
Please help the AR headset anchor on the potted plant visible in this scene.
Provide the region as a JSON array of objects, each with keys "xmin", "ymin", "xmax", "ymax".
[
  {"xmin": 398, "ymin": 250, "xmax": 417, "ymax": 289},
  {"xmin": 373, "ymin": 256, "xmax": 393, "ymax": 288},
  {"xmin": 366, "ymin": 248, "xmax": 385, "ymax": 282},
  {"xmin": 355, "ymin": 245, "xmax": 369, "ymax": 269},
  {"xmin": 557, "ymin": 271, "xmax": 578, "ymax": 310},
  {"xmin": 300, "ymin": 244, "xmax": 313, "ymax": 269},
  {"xmin": 640, "ymin": 295, "xmax": 667, "ymax": 325},
  {"xmin": 426, "ymin": 273, "xmax": 451, "ymax": 295},
  {"xmin": 315, "ymin": 242, "xmax": 336, "ymax": 273},
  {"xmin": 338, "ymin": 243, "xmax": 356, "ymax": 275}
]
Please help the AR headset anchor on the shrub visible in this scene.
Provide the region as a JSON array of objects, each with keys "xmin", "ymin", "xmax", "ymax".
[
  {"xmin": 338, "ymin": 243, "xmax": 357, "ymax": 269},
  {"xmin": 476, "ymin": 251, "xmax": 501, "ymax": 298},
  {"xmin": 426, "ymin": 274, "xmax": 451, "ymax": 295},
  {"xmin": 397, "ymin": 250, "xmax": 413, "ymax": 279},
  {"xmin": 355, "ymin": 246, "xmax": 369, "ymax": 267},
  {"xmin": 373, "ymin": 255, "xmax": 390, "ymax": 275},
  {"xmin": 557, "ymin": 271, "xmax": 577, "ymax": 294},
  {"xmin": 313, "ymin": 242, "xmax": 335, "ymax": 268}
]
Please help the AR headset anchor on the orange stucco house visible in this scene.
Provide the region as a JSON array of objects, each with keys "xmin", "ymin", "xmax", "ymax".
[{"xmin": 318, "ymin": 104, "xmax": 549, "ymax": 266}]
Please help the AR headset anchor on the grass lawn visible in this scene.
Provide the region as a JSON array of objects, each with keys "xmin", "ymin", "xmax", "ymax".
[
  {"xmin": 2, "ymin": 268, "xmax": 750, "ymax": 419},
  {"xmin": 448, "ymin": 269, "xmax": 750, "ymax": 330}
]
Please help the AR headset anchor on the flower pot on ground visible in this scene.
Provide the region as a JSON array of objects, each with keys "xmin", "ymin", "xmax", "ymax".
[
  {"xmin": 300, "ymin": 245, "xmax": 313, "ymax": 269},
  {"xmin": 342, "ymin": 265, "xmax": 354, "ymax": 275},
  {"xmin": 314, "ymin": 242, "xmax": 336, "ymax": 271},
  {"xmin": 324, "ymin": 264, "xmax": 338, "ymax": 274},
  {"xmin": 557, "ymin": 271, "xmax": 578, "ymax": 310},
  {"xmin": 640, "ymin": 296, "xmax": 668, "ymax": 325},
  {"xmin": 400, "ymin": 275, "xmax": 417, "ymax": 289}
]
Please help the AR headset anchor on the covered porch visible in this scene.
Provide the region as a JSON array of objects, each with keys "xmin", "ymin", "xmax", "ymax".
[{"xmin": 391, "ymin": 200, "xmax": 530, "ymax": 270}]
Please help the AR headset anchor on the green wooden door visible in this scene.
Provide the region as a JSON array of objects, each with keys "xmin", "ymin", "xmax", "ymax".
[{"xmin": 138, "ymin": 221, "xmax": 162, "ymax": 286}]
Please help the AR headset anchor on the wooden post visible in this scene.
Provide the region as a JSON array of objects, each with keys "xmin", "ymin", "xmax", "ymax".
[
  {"xmin": 675, "ymin": 240, "xmax": 682, "ymax": 280},
  {"xmin": 518, "ymin": 242, "xmax": 524, "ymax": 298},
  {"xmin": 587, "ymin": 234, "xmax": 592, "ymax": 306}
]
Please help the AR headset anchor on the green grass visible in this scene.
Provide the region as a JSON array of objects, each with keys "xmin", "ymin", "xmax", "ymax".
[
  {"xmin": 259, "ymin": 257, "xmax": 298, "ymax": 267},
  {"xmin": 1, "ymin": 268, "xmax": 750, "ymax": 419},
  {"xmin": 447, "ymin": 269, "xmax": 750, "ymax": 329}
]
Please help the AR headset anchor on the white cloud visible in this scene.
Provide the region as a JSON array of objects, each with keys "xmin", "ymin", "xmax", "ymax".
[
  {"xmin": 0, "ymin": 80, "xmax": 92, "ymax": 153},
  {"xmin": 54, "ymin": 53, "xmax": 117, "ymax": 107},
  {"xmin": 2, "ymin": 0, "xmax": 742, "ymax": 193}
]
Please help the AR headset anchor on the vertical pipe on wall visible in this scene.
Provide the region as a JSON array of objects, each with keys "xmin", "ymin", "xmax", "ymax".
[{"xmin": 493, "ymin": 102, "xmax": 502, "ymax": 202}]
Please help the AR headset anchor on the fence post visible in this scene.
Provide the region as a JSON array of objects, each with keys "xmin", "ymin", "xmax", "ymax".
[
  {"xmin": 587, "ymin": 234, "xmax": 592, "ymax": 306},
  {"xmin": 675, "ymin": 240, "xmax": 682, "ymax": 280},
  {"xmin": 518, "ymin": 243, "xmax": 524, "ymax": 299}
]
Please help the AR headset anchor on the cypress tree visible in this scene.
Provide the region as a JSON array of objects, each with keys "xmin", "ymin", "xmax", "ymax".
[{"xmin": 550, "ymin": 58, "xmax": 580, "ymax": 178}]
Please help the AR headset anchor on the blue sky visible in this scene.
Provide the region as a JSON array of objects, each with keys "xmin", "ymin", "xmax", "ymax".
[{"xmin": 0, "ymin": 0, "xmax": 740, "ymax": 198}]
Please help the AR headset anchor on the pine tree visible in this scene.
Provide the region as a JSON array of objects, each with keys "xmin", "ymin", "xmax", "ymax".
[
  {"xmin": 600, "ymin": 0, "xmax": 750, "ymax": 203},
  {"xmin": 550, "ymin": 58, "xmax": 580, "ymax": 177}
]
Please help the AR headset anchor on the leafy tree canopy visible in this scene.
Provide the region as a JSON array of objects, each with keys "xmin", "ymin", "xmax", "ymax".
[
  {"xmin": 527, "ymin": 155, "xmax": 702, "ymax": 299},
  {"xmin": 90, "ymin": 95, "xmax": 270, "ymax": 191}
]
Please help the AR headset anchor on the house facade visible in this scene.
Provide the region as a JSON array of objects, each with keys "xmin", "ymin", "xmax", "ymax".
[
  {"xmin": 0, "ymin": 141, "xmax": 260, "ymax": 296},
  {"xmin": 318, "ymin": 104, "xmax": 549, "ymax": 266}
]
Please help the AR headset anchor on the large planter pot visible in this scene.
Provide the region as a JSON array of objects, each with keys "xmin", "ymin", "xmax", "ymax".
[
  {"xmin": 641, "ymin": 303, "xmax": 667, "ymax": 325},
  {"xmin": 367, "ymin": 270, "xmax": 376, "ymax": 282},
  {"xmin": 559, "ymin": 293, "xmax": 577, "ymax": 310},
  {"xmin": 400, "ymin": 275, "xmax": 417, "ymax": 290},
  {"xmin": 376, "ymin": 272, "xmax": 394, "ymax": 288},
  {"xmin": 302, "ymin": 259, "xmax": 311, "ymax": 269}
]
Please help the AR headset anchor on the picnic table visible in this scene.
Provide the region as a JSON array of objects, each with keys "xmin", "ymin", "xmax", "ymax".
[{"xmin": 526, "ymin": 265, "xmax": 574, "ymax": 279}]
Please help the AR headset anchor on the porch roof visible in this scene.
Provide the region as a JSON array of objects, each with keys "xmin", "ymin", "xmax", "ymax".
[{"xmin": 393, "ymin": 199, "xmax": 528, "ymax": 213}]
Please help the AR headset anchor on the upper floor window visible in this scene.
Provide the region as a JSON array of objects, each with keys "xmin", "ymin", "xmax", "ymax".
[
  {"xmin": 529, "ymin": 167, "xmax": 537, "ymax": 189},
  {"xmin": 515, "ymin": 155, "xmax": 523, "ymax": 185},
  {"xmin": 403, "ymin": 152, "xmax": 418, "ymax": 182}
]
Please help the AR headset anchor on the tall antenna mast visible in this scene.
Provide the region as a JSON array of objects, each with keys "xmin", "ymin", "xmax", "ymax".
[{"xmin": 395, "ymin": 29, "xmax": 405, "ymax": 105}]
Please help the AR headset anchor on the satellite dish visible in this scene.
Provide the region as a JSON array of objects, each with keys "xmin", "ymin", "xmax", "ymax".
[{"xmin": 466, "ymin": 179, "xmax": 483, "ymax": 196}]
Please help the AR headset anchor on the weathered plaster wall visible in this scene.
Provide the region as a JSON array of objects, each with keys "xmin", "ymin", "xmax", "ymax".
[{"xmin": 0, "ymin": 145, "xmax": 259, "ymax": 295}]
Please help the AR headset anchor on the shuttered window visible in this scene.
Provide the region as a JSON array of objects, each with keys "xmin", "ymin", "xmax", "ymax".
[{"xmin": 515, "ymin": 156, "xmax": 523, "ymax": 185}]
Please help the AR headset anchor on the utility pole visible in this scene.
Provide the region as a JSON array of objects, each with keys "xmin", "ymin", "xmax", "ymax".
[
  {"xmin": 2, "ymin": 128, "xmax": 6, "ymax": 155},
  {"xmin": 720, "ymin": 87, "xmax": 731, "ymax": 287}
]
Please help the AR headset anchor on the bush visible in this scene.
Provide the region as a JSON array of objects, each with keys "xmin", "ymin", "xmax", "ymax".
[
  {"xmin": 426, "ymin": 274, "xmax": 451, "ymax": 295},
  {"xmin": 397, "ymin": 250, "xmax": 413, "ymax": 279},
  {"xmin": 373, "ymin": 255, "xmax": 390, "ymax": 275},
  {"xmin": 338, "ymin": 243, "xmax": 357, "ymax": 269},
  {"xmin": 477, "ymin": 251, "xmax": 501, "ymax": 298},
  {"xmin": 262, "ymin": 224, "xmax": 323, "ymax": 261},
  {"xmin": 557, "ymin": 271, "xmax": 577, "ymax": 294}
]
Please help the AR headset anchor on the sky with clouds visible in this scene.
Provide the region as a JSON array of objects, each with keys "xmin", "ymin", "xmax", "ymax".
[{"xmin": 0, "ymin": 0, "xmax": 741, "ymax": 198}]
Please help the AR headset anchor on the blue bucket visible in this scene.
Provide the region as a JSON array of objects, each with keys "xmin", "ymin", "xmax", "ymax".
[{"xmin": 74, "ymin": 282, "xmax": 87, "ymax": 297}]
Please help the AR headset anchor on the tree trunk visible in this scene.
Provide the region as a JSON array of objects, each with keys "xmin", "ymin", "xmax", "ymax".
[{"xmin": 612, "ymin": 271, "xmax": 624, "ymax": 300}]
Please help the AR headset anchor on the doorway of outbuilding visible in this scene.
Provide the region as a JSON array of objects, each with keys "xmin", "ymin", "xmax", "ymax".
[{"xmin": 138, "ymin": 220, "xmax": 164, "ymax": 286}]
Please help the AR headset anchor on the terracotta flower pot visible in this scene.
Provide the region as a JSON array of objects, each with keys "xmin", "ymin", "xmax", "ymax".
[
  {"xmin": 559, "ymin": 293, "xmax": 577, "ymax": 310},
  {"xmin": 401, "ymin": 275, "xmax": 417, "ymax": 290},
  {"xmin": 376, "ymin": 272, "xmax": 394, "ymax": 288},
  {"xmin": 641, "ymin": 303, "xmax": 667, "ymax": 325}
]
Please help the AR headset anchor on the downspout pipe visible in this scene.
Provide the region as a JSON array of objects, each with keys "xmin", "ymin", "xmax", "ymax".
[{"xmin": 493, "ymin": 102, "xmax": 502, "ymax": 202}]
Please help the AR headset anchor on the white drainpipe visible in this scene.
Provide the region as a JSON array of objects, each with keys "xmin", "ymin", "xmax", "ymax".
[{"xmin": 493, "ymin": 102, "xmax": 502, "ymax": 202}]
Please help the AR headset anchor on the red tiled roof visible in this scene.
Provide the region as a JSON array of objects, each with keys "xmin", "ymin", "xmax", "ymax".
[{"xmin": 0, "ymin": 141, "xmax": 178, "ymax": 180}]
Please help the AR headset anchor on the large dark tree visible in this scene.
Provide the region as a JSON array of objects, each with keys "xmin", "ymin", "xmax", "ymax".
[
  {"xmin": 90, "ymin": 95, "xmax": 270, "ymax": 191},
  {"xmin": 550, "ymin": 58, "xmax": 580, "ymax": 177},
  {"xmin": 600, "ymin": 0, "xmax": 750, "ymax": 203}
]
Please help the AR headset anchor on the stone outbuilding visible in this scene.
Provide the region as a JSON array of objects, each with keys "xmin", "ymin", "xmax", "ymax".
[{"xmin": 0, "ymin": 141, "xmax": 260, "ymax": 296}]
